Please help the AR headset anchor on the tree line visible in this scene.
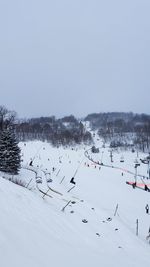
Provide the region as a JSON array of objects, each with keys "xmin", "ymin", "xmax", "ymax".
[
  {"xmin": 15, "ymin": 115, "xmax": 93, "ymax": 146},
  {"xmin": 85, "ymin": 112, "xmax": 150, "ymax": 152}
]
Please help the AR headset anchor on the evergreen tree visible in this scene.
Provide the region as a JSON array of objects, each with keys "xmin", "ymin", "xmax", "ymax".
[{"xmin": 0, "ymin": 128, "xmax": 21, "ymax": 174}]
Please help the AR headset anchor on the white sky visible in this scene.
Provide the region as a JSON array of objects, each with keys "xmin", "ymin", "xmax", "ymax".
[{"xmin": 0, "ymin": 0, "xmax": 150, "ymax": 118}]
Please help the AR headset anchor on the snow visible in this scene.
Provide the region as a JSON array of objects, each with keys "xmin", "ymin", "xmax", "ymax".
[{"xmin": 0, "ymin": 136, "xmax": 150, "ymax": 267}]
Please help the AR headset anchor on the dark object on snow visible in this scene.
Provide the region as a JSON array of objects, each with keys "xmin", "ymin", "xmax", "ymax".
[
  {"xmin": 120, "ymin": 156, "xmax": 124, "ymax": 163},
  {"xmin": 115, "ymin": 228, "xmax": 118, "ymax": 231},
  {"xmin": 82, "ymin": 219, "xmax": 88, "ymax": 223},
  {"xmin": 145, "ymin": 204, "xmax": 149, "ymax": 214},
  {"xmin": 91, "ymin": 146, "xmax": 99, "ymax": 153},
  {"xmin": 107, "ymin": 217, "xmax": 112, "ymax": 222},
  {"xmin": 132, "ymin": 182, "xmax": 136, "ymax": 189},
  {"xmin": 71, "ymin": 201, "xmax": 76, "ymax": 204},
  {"xmin": 145, "ymin": 185, "xmax": 150, "ymax": 192},
  {"xmin": 47, "ymin": 178, "xmax": 53, "ymax": 183},
  {"xmin": 29, "ymin": 160, "xmax": 33, "ymax": 166},
  {"xmin": 36, "ymin": 177, "xmax": 42, "ymax": 184},
  {"xmin": 70, "ymin": 177, "xmax": 76, "ymax": 184},
  {"xmin": 70, "ymin": 211, "xmax": 74, "ymax": 214},
  {"xmin": 91, "ymin": 208, "xmax": 95, "ymax": 211},
  {"xmin": 96, "ymin": 233, "xmax": 100, "ymax": 236}
]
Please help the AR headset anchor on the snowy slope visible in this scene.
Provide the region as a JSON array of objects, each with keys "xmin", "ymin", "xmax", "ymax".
[{"xmin": 0, "ymin": 139, "xmax": 150, "ymax": 267}]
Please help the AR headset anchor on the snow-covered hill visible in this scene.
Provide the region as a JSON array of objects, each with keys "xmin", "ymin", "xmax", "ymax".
[{"xmin": 0, "ymin": 139, "xmax": 150, "ymax": 267}]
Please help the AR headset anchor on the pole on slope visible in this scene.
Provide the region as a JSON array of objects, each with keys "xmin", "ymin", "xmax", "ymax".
[
  {"xmin": 56, "ymin": 169, "xmax": 60, "ymax": 177},
  {"xmin": 72, "ymin": 157, "xmax": 85, "ymax": 179},
  {"xmin": 110, "ymin": 150, "xmax": 113, "ymax": 163},
  {"xmin": 67, "ymin": 186, "xmax": 75, "ymax": 193},
  {"xmin": 60, "ymin": 176, "xmax": 65, "ymax": 184},
  {"xmin": 136, "ymin": 219, "xmax": 139, "ymax": 236},
  {"xmin": 26, "ymin": 178, "xmax": 33, "ymax": 189},
  {"xmin": 114, "ymin": 204, "xmax": 119, "ymax": 216},
  {"xmin": 42, "ymin": 188, "xmax": 50, "ymax": 199},
  {"xmin": 134, "ymin": 164, "xmax": 138, "ymax": 185},
  {"xmin": 61, "ymin": 200, "xmax": 71, "ymax": 212}
]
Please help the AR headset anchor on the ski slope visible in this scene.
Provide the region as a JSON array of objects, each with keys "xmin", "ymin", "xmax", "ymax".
[{"xmin": 0, "ymin": 138, "xmax": 150, "ymax": 267}]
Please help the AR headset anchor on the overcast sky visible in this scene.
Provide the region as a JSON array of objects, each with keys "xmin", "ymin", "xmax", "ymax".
[{"xmin": 0, "ymin": 0, "xmax": 150, "ymax": 118}]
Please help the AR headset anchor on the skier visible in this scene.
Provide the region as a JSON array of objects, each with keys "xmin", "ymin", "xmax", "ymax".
[
  {"xmin": 29, "ymin": 160, "xmax": 33, "ymax": 166},
  {"xmin": 144, "ymin": 184, "xmax": 149, "ymax": 191},
  {"xmin": 132, "ymin": 182, "xmax": 136, "ymax": 189},
  {"xmin": 145, "ymin": 204, "xmax": 149, "ymax": 214},
  {"xmin": 70, "ymin": 177, "xmax": 76, "ymax": 185}
]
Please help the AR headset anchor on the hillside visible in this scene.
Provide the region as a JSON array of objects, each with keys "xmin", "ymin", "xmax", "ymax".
[{"xmin": 0, "ymin": 136, "xmax": 150, "ymax": 267}]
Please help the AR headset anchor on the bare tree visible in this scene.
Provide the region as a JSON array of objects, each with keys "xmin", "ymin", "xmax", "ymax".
[{"xmin": 0, "ymin": 106, "xmax": 17, "ymax": 131}]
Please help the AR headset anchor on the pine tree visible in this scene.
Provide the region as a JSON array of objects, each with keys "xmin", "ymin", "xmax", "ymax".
[{"xmin": 0, "ymin": 128, "xmax": 21, "ymax": 174}]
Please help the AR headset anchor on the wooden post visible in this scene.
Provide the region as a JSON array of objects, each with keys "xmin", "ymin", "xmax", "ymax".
[
  {"xmin": 114, "ymin": 204, "xmax": 119, "ymax": 216},
  {"xmin": 136, "ymin": 219, "xmax": 139, "ymax": 236}
]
